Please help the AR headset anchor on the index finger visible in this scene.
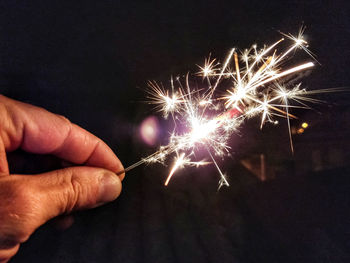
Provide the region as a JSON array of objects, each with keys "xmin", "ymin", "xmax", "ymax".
[{"xmin": 0, "ymin": 95, "xmax": 124, "ymax": 176}]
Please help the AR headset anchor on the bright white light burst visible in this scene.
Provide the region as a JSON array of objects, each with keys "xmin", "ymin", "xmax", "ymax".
[{"xmin": 123, "ymin": 27, "xmax": 330, "ymax": 188}]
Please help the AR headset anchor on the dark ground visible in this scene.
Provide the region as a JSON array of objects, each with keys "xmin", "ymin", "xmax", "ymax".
[{"xmin": 1, "ymin": 1, "xmax": 350, "ymax": 262}]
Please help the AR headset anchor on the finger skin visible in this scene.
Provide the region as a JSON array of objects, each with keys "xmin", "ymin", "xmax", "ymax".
[
  {"xmin": 0, "ymin": 166, "xmax": 122, "ymax": 262},
  {"xmin": 0, "ymin": 95, "xmax": 125, "ymax": 262},
  {"xmin": 0, "ymin": 95, "xmax": 124, "ymax": 178}
]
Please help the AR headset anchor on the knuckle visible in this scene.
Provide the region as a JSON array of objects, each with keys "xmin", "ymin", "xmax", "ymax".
[
  {"xmin": 55, "ymin": 114, "xmax": 71, "ymax": 126},
  {"xmin": 56, "ymin": 114, "xmax": 68, "ymax": 122},
  {"xmin": 49, "ymin": 168, "xmax": 96, "ymax": 215},
  {"xmin": 68, "ymin": 174, "xmax": 82, "ymax": 211},
  {"xmin": 57, "ymin": 114, "xmax": 73, "ymax": 132},
  {"xmin": 61, "ymin": 169, "xmax": 83, "ymax": 213}
]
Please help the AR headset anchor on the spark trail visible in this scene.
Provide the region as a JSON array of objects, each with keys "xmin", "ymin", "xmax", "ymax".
[{"xmin": 118, "ymin": 27, "xmax": 326, "ymax": 187}]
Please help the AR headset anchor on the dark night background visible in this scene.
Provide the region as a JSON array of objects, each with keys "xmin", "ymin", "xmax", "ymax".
[{"xmin": 1, "ymin": 1, "xmax": 350, "ymax": 262}]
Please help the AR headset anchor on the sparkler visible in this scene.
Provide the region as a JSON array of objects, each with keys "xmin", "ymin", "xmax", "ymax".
[{"xmin": 117, "ymin": 27, "xmax": 323, "ymax": 187}]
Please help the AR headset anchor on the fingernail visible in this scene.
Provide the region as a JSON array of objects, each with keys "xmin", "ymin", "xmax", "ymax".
[{"xmin": 98, "ymin": 172, "xmax": 121, "ymax": 204}]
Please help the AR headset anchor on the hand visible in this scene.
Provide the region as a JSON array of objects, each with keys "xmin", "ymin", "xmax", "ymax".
[{"xmin": 0, "ymin": 95, "xmax": 124, "ymax": 262}]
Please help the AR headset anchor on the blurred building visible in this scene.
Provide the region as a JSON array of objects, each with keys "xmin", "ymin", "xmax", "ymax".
[{"xmin": 240, "ymin": 92, "xmax": 350, "ymax": 181}]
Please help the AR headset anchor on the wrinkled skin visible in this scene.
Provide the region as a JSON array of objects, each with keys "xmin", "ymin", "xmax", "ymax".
[{"xmin": 0, "ymin": 95, "xmax": 124, "ymax": 262}]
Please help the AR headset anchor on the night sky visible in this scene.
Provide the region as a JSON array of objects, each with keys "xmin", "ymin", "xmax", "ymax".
[{"xmin": 1, "ymin": 1, "xmax": 350, "ymax": 262}]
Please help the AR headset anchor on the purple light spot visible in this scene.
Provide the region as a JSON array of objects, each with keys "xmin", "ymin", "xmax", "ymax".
[{"xmin": 139, "ymin": 116, "xmax": 160, "ymax": 146}]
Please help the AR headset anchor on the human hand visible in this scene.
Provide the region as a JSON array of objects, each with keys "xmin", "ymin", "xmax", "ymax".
[{"xmin": 0, "ymin": 95, "xmax": 124, "ymax": 262}]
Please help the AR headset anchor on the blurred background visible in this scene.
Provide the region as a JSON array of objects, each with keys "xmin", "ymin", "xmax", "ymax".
[{"xmin": 0, "ymin": 1, "xmax": 349, "ymax": 262}]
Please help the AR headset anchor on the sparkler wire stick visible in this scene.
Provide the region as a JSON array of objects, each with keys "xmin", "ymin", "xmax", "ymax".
[
  {"xmin": 116, "ymin": 161, "xmax": 143, "ymax": 176},
  {"xmin": 116, "ymin": 151, "xmax": 162, "ymax": 175}
]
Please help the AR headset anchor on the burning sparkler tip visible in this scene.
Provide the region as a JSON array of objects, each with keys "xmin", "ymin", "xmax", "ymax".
[{"xmin": 129, "ymin": 26, "xmax": 326, "ymax": 188}]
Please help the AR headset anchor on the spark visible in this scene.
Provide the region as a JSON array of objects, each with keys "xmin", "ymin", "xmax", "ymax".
[
  {"xmin": 279, "ymin": 25, "xmax": 318, "ymax": 62},
  {"xmin": 146, "ymin": 80, "xmax": 184, "ymax": 118},
  {"xmin": 197, "ymin": 55, "xmax": 220, "ymax": 79},
  {"xmin": 165, "ymin": 153, "xmax": 210, "ymax": 186},
  {"xmin": 118, "ymin": 27, "xmax": 333, "ymax": 188}
]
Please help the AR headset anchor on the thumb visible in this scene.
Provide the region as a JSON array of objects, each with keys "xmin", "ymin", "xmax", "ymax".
[
  {"xmin": 0, "ymin": 167, "xmax": 121, "ymax": 260},
  {"xmin": 3, "ymin": 167, "xmax": 121, "ymax": 235},
  {"xmin": 34, "ymin": 166, "xmax": 122, "ymax": 221}
]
